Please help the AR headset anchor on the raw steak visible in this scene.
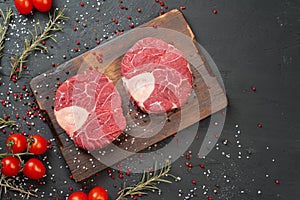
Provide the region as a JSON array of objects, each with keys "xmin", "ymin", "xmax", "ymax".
[
  {"xmin": 54, "ymin": 70, "xmax": 126, "ymax": 150},
  {"xmin": 121, "ymin": 37, "xmax": 193, "ymax": 113}
]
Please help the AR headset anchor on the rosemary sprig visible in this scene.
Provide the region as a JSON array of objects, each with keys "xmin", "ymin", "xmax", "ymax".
[
  {"xmin": 0, "ymin": 7, "xmax": 13, "ymax": 59},
  {"xmin": 116, "ymin": 162, "xmax": 176, "ymax": 200},
  {"xmin": 10, "ymin": 9, "xmax": 68, "ymax": 79},
  {"xmin": 0, "ymin": 117, "xmax": 16, "ymax": 129},
  {"xmin": 0, "ymin": 174, "xmax": 38, "ymax": 199}
]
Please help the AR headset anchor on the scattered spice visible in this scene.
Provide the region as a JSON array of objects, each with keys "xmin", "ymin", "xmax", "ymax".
[{"xmin": 129, "ymin": 23, "xmax": 134, "ymax": 28}]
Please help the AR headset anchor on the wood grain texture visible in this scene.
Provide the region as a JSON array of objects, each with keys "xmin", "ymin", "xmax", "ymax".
[{"xmin": 30, "ymin": 9, "xmax": 227, "ymax": 182}]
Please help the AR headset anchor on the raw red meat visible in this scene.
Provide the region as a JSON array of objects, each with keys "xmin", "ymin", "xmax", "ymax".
[
  {"xmin": 54, "ymin": 70, "xmax": 126, "ymax": 150},
  {"xmin": 121, "ymin": 37, "xmax": 193, "ymax": 113}
]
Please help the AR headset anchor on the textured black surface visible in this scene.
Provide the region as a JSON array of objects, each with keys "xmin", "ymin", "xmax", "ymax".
[{"xmin": 0, "ymin": 0, "xmax": 299, "ymax": 199}]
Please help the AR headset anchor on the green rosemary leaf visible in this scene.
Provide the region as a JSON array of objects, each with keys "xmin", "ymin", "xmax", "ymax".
[
  {"xmin": 155, "ymin": 178, "xmax": 172, "ymax": 184},
  {"xmin": 129, "ymin": 191, "xmax": 148, "ymax": 195}
]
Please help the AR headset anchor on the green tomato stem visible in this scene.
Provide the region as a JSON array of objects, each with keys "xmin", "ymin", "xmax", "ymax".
[{"xmin": 0, "ymin": 152, "xmax": 33, "ymax": 159}]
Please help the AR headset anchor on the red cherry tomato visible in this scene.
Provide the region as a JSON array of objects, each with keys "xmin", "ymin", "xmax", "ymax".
[
  {"xmin": 6, "ymin": 133, "xmax": 28, "ymax": 153},
  {"xmin": 87, "ymin": 186, "xmax": 108, "ymax": 200},
  {"xmin": 14, "ymin": 0, "xmax": 33, "ymax": 15},
  {"xmin": 68, "ymin": 191, "xmax": 88, "ymax": 200},
  {"xmin": 28, "ymin": 135, "xmax": 47, "ymax": 155},
  {"xmin": 23, "ymin": 158, "xmax": 46, "ymax": 180},
  {"xmin": 1, "ymin": 156, "xmax": 21, "ymax": 177},
  {"xmin": 32, "ymin": 0, "xmax": 52, "ymax": 12}
]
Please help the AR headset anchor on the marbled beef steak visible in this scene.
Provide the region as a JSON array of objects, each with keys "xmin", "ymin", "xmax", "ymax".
[
  {"xmin": 54, "ymin": 70, "xmax": 126, "ymax": 150},
  {"xmin": 121, "ymin": 37, "xmax": 193, "ymax": 113}
]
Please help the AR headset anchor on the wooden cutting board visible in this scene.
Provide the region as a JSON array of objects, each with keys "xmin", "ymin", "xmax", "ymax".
[{"xmin": 30, "ymin": 9, "xmax": 227, "ymax": 182}]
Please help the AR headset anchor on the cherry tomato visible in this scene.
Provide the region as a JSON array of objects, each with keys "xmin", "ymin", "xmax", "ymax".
[
  {"xmin": 6, "ymin": 133, "xmax": 28, "ymax": 154},
  {"xmin": 23, "ymin": 158, "xmax": 46, "ymax": 180},
  {"xmin": 87, "ymin": 186, "xmax": 108, "ymax": 200},
  {"xmin": 68, "ymin": 191, "xmax": 88, "ymax": 200},
  {"xmin": 32, "ymin": 0, "xmax": 52, "ymax": 12},
  {"xmin": 14, "ymin": 0, "xmax": 33, "ymax": 15},
  {"xmin": 28, "ymin": 135, "xmax": 47, "ymax": 155},
  {"xmin": 1, "ymin": 156, "xmax": 21, "ymax": 177}
]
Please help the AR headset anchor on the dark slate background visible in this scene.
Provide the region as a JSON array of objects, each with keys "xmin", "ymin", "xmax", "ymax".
[{"xmin": 0, "ymin": 0, "xmax": 299, "ymax": 199}]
